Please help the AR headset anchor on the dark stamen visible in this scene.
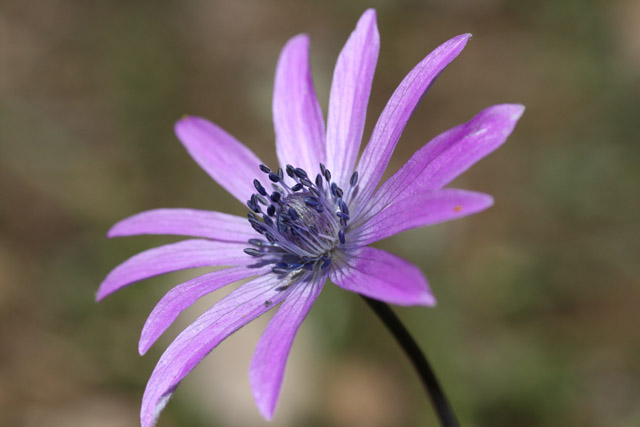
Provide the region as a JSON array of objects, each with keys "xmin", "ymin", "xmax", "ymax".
[
  {"xmin": 270, "ymin": 192, "xmax": 281, "ymax": 203},
  {"xmin": 286, "ymin": 164, "xmax": 295, "ymax": 178},
  {"xmin": 350, "ymin": 171, "xmax": 359, "ymax": 187},
  {"xmin": 244, "ymin": 248, "xmax": 262, "ymax": 257},
  {"xmin": 254, "ymin": 179, "xmax": 267, "ymax": 196},
  {"xmin": 259, "ymin": 164, "xmax": 271, "ymax": 174},
  {"xmin": 268, "ymin": 172, "xmax": 280, "ymax": 183},
  {"xmin": 304, "ymin": 196, "xmax": 319, "ymax": 207}
]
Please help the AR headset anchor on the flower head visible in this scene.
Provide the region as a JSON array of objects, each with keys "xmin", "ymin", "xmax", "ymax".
[{"xmin": 99, "ymin": 9, "xmax": 523, "ymax": 426}]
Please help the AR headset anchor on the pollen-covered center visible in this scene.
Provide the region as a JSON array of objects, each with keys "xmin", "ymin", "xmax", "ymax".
[{"xmin": 243, "ymin": 163, "xmax": 358, "ymax": 277}]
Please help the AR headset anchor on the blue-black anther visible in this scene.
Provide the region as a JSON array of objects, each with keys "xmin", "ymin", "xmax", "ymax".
[
  {"xmin": 248, "ymin": 238, "xmax": 265, "ymax": 246},
  {"xmin": 263, "ymin": 215, "xmax": 274, "ymax": 227},
  {"xmin": 324, "ymin": 168, "xmax": 331, "ymax": 182},
  {"xmin": 321, "ymin": 257, "xmax": 331, "ymax": 269},
  {"xmin": 256, "ymin": 195, "xmax": 268, "ymax": 205},
  {"xmin": 350, "ymin": 171, "xmax": 359, "ymax": 187},
  {"xmin": 251, "ymin": 223, "xmax": 265, "ymax": 233},
  {"xmin": 272, "ymin": 267, "xmax": 289, "ymax": 275},
  {"xmin": 337, "ymin": 211, "xmax": 349, "ymax": 220},
  {"xmin": 315, "ymin": 205, "xmax": 324, "ymax": 213},
  {"xmin": 267, "ymin": 204, "xmax": 276, "ymax": 216},
  {"xmin": 254, "ymin": 179, "xmax": 267, "ymax": 196},
  {"xmin": 244, "ymin": 248, "xmax": 263, "ymax": 257},
  {"xmin": 247, "ymin": 200, "xmax": 261, "ymax": 213},
  {"xmin": 294, "ymin": 168, "xmax": 308, "ymax": 179},
  {"xmin": 266, "ymin": 233, "xmax": 277, "ymax": 243},
  {"xmin": 277, "ymin": 167, "xmax": 284, "ymax": 180},
  {"xmin": 291, "ymin": 183, "xmax": 303, "ymax": 192},
  {"xmin": 304, "ymin": 196, "xmax": 319, "ymax": 206},
  {"xmin": 288, "ymin": 208, "xmax": 299, "ymax": 221},
  {"xmin": 270, "ymin": 191, "xmax": 281, "ymax": 203},
  {"xmin": 247, "ymin": 212, "xmax": 257, "ymax": 220},
  {"xmin": 339, "ymin": 229, "xmax": 345, "ymax": 244},
  {"xmin": 268, "ymin": 172, "xmax": 280, "ymax": 182},
  {"xmin": 300, "ymin": 177, "xmax": 313, "ymax": 187},
  {"xmin": 339, "ymin": 199, "xmax": 349, "ymax": 214},
  {"xmin": 275, "ymin": 262, "xmax": 288, "ymax": 269},
  {"xmin": 286, "ymin": 165, "xmax": 295, "ymax": 178},
  {"xmin": 331, "ymin": 183, "xmax": 344, "ymax": 198},
  {"xmin": 280, "ymin": 213, "xmax": 291, "ymax": 222},
  {"xmin": 259, "ymin": 164, "xmax": 270, "ymax": 174},
  {"xmin": 315, "ymin": 173, "xmax": 323, "ymax": 188},
  {"xmin": 319, "ymin": 163, "xmax": 327, "ymax": 176}
]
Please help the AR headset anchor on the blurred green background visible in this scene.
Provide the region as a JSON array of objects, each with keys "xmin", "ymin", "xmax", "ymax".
[{"xmin": 1, "ymin": 0, "xmax": 639, "ymax": 426}]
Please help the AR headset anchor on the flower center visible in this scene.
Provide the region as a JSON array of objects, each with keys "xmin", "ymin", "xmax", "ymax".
[{"xmin": 243, "ymin": 163, "xmax": 358, "ymax": 277}]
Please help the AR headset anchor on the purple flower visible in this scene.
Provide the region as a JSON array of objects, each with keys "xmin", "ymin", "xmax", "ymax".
[{"xmin": 99, "ymin": 9, "xmax": 523, "ymax": 427}]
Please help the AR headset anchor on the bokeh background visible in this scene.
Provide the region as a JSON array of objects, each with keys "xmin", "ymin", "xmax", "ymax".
[{"xmin": 1, "ymin": 0, "xmax": 639, "ymax": 426}]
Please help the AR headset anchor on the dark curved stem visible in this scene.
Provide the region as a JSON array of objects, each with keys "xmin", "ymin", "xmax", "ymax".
[{"xmin": 362, "ymin": 296, "xmax": 459, "ymax": 427}]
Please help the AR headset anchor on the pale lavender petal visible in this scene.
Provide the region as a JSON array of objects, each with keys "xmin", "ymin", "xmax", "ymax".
[
  {"xmin": 273, "ymin": 34, "xmax": 325, "ymax": 175},
  {"xmin": 139, "ymin": 265, "xmax": 271, "ymax": 355},
  {"xmin": 325, "ymin": 9, "xmax": 379, "ymax": 187},
  {"xmin": 97, "ymin": 239, "xmax": 249, "ymax": 301},
  {"xmin": 108, "ymin": 208, "xmax": 255, "ymax": 242},
  {"xmin": 362, "ymin": 104, "xmax": 524, "ymax": 221},
  {"xmin": 175, "ymin": 116, "xmax": 266, "ymax": 204},
  {"xmin": 350, "ymin": 189, "xmax": 493, "ymax": 246},
  {"xmin": 351, "ymin": 34, "xmax": 471, "ymax": 208},
  {"xmin": 250, "ymin": 273, "xmax": 326, "ymax": 420},
  {"xmin": 330, "ymin": 247, "xmax": 434, "ymax": 306},
  {"xmin": 140, "ymin": 274, "xmax": 292, "ymax": 427}
]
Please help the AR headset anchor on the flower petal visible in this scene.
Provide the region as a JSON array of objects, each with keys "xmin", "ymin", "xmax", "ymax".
[
  {"xmin": 351, "ymin": 34, "xmax": 471, "ymax": 209},
  {"xmin": 175, "ymin": 116, "xmax": 266, "ymax": 204},
  {"xmin": 249, "ymin": 273, "xmax": 325, "ymax": 420},
  {"xmin": 363, "ymin": 104, "xmax": 524, "ymax": 221},
  {"xmin": 349, "ymin": 189, "xmax": 493, "ymax": 246},
  {"xmin": 330, "ymin": 247, "xmax": 434, "ymax": 306},
  {"xmin": 108, "ymin": 208, "xmax": 255, "ymax": 242},
  {"xmin": 325, "ymin": 9, "xmax": 379, "ymax": 187},
  {"xmin": 139, "ymin": 265, "xmax": 271, "ymax": 355},
  {"xmin": 140, "ymin": 273, "xmax": 292, "ymax": 427},
  {"xmin": 97, "ymin": 239, "xmax": 249, "ymax": 301},
  {"xmin": 273, "ymin": 34, "xmax": 325, "ymax": 175}
]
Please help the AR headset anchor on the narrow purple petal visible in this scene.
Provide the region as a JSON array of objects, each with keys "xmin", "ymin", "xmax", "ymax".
[
  {"xmin": 108, "ymin": 208, "xmax": 256, "ymax": 242},
  {"xmin": 97, "ymin": 239, "xmax": 249, "ymax": 301},
  {"xmin": 349, "ymin": 189, "xmax": 493, "ymax": 246},
  {"xmin": 362, "ymin": 104, "xmax": 524, "ymax": 221},
  {"xmin": 325, "ymin": 9, "xmax": 379, "ymax": 187},
  {"xmin": 139, "ymin": 265, "xmax": 271, "ymax": 355},
  {"xmin": 351, "ymin": 34, "xmax": 471, "ymax": 209},
  {"xmin": 330, "ymin": 247, "xmax": 434, "ymax": 306},
  {"xmin": 175, "ymin": 116, "xmax": 266, "ymax": 204},
  {"xmin": 249, "ymin": 273, "xmax": 325, "ymax": 420},
  {"xmin": 273, "ymin": 34, "xmax": 325, "ymax": 175},
  {"xmin": 140, "ymin": 274, "xmax": 292, "ymax": 427}
]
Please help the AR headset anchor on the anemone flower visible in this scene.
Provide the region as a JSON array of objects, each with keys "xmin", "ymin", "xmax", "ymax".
[{"xmin": 98, "ymin": 8, "xmax": 523, "ymax": 427}]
